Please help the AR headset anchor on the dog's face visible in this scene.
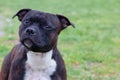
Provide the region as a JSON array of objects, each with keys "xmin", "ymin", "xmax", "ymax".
[{"xmin": 13, "ymin": 9, "xmax": 74, "ymax": 52}]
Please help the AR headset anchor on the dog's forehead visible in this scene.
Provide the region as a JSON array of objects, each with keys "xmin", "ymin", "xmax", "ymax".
[
  {"xmin": 23, "ymin": 10, "xmax": 60, "ymax": 27},
  {"xmin": 25, "ymin": 10, "xmax": 54, "ymax": 19}
]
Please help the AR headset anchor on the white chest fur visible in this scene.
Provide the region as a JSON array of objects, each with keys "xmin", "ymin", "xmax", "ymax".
[{"xmin": 24, "ymin": 50, "xmax": 56, "ymax": 80}]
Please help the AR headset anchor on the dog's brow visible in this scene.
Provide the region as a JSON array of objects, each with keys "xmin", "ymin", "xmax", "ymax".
[{"xmin": 30, "ymin": 16, "xmax": 47, "ymax": 24}]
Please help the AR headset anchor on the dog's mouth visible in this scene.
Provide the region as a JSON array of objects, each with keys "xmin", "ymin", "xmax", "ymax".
[
  {"xmin": 22, "ymin": 39, "xmax": 33, "ymax": 49},
  {"xmin": 23, "ymin": 39, "xmax": 33, "ymax": 48},
  {"xmin": 21, "ymin": 38, "xmax": 52, "ymax": 52}
]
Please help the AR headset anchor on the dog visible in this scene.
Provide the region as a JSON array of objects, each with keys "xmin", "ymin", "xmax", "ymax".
[{"xmin": 0, "ymin": 9, "xmax": 74, "ymax": 80}]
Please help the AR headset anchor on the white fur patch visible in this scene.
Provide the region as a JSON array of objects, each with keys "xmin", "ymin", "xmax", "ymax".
[{"xmin": 24, "ymin": 50, "xmax": 56, "ymax": 80}]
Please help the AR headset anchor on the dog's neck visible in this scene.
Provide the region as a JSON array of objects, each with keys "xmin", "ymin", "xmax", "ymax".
[
  {"xmin": 24, "ymin": 50, "xmax": 56, "ymax": 80},
  {"xmin": 26, "ymin": 50, "xmax": 56, "ymax": 71}
]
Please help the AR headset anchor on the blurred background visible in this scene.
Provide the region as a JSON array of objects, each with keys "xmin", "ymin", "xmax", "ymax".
[{"xmin": 0, "ymin": 0, "xmax": 120, "ymax": 80}]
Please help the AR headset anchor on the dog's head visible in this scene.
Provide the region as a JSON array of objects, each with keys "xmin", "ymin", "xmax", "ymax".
[{"xmin": 13, "ymin": 9, "xmax": 74, "ymax": 52}]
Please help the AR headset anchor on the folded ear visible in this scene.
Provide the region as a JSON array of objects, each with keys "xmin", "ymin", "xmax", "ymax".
[
  {"xmin": 56, "ymin": 14, "xmax": 75, "ymax": 29},
  {"xmin": 12, "ymin": 9, "xmax": 31, "ymax": 21}
]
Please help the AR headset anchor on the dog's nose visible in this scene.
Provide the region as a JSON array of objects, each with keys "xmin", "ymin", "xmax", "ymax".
[{"xmin": 25, "ymin": 28, "xmax": 36, "ymax": 35}]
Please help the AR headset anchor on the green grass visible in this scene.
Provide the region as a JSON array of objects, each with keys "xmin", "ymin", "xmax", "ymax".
[{"xmin": 0, "ymin": 0, "xmax": 120, "ymax": 80}]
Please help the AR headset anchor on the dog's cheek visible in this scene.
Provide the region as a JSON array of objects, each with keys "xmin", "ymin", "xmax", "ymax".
[
  {"xmin": 50, "ymin": 32, "xmax": 58, "ymax": 46},
  {"xmin": 19, "ymin": 26, "xmax": 22, "ymax": 38},
  {"xmin": 19, "ymin": 25, "xmax": 26, "ymax": 40}
]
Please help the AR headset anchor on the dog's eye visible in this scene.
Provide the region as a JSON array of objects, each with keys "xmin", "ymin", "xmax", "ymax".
[
  {"xmin": 43, "ymin": 26, "xmax": 53, "ymax": 30},
  {"xmin": 23, "ymin": 20, "xmax": 31, "ymax": 25}
]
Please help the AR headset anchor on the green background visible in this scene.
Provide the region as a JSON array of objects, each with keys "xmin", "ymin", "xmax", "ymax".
[{"xmin": 0, "ymin": 0, "xmax": 120, "ymax": 80}]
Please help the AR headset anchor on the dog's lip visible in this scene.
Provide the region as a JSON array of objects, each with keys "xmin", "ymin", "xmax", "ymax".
[{"xmin": 22, "ymin": 39, "xmax": 33, "ymax": 48}]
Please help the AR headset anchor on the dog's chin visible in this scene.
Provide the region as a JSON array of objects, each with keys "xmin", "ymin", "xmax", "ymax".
[{"xmin": 21, "ymin": 39, "xmax": 52, "ymax": 52}]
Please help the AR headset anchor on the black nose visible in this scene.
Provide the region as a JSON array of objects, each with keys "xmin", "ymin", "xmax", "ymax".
[{"xmin": 25, "ymin": 28, "xmax": 36, "ymax": 35}]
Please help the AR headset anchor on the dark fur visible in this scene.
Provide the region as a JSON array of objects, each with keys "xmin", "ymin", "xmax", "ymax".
[
  {"xmin": 0, "ymin": 44, "xmax": 66, "ymax": 80},
  {"xmin": 0, "ymin": 9, "xmax": 74, "ymax": 80}
]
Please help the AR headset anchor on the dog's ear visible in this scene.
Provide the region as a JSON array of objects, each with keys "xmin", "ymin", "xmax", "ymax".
[
  {"xmin": 12, "ymin": 9, "xmax": 31, "ymax": 21},
  {"xmin": 56, "ymin": 14, "xmax": 75, "ymax": 29}
]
